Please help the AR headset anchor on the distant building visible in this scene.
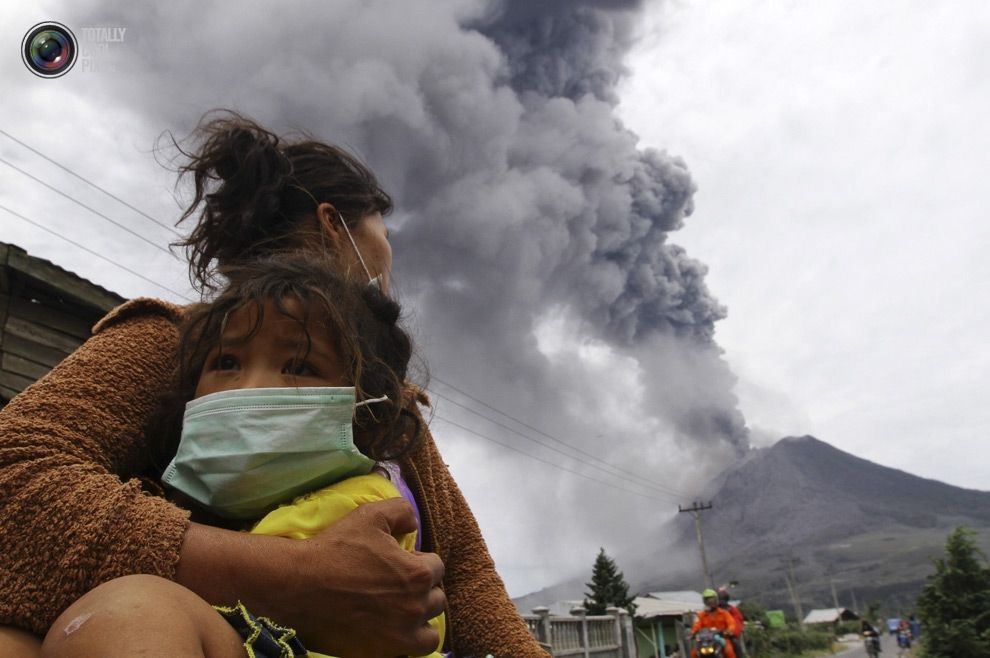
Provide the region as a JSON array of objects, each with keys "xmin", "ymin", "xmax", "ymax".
[
  {"xmin": 635, "ymin": 594, "xmax": 703, "ymax": 658},
  {"xmin": 645, "ymin": 591, "xmax": 705, "ymax": 607},
  {"xmin": 527, "ymin": 594, "xmax": 699, "ymax": 658},
  {"xmin": 803, "ymin": 607, "xmax": 859, "ymax": 625},
  {"xmin": 0, "ymin": 242, "xmax": 125, "ymax": 405}
]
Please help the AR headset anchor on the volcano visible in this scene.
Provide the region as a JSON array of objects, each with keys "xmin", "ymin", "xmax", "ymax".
[
  {"xmin": 517, "ymin": 436, "xmax": 990, "ymax": 614},
  {"xmin": 653, "ymin": 435, "xmax": 990, "ymax": 611}
]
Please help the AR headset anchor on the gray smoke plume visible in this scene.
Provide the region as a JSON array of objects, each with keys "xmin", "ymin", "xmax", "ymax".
[
  {"xmin": 474, "ymin": 0, "xmax": 643, "ymax": 102},
  {"xmin": 64, "ymin": 0, "xmax": 749, "ymax": 590}
]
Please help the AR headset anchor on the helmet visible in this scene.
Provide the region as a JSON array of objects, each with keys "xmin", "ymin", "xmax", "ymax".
[
  {"xmin": 702, "ymin": 588, "xmax": 717, "ymax": 600},
  {"xmin": 717, "ymin": 587, "xmax": 730, "ymax": 603}
]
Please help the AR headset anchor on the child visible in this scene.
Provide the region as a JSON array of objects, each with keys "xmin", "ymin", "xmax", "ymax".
[{"xmin": 157, "ymin": 253, "xmax": 443, "ymax": 658}]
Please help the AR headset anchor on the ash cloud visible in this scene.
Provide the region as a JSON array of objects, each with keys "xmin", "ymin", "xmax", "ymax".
[
  {"xmin": 474, "ymin": 0, "xmax": 643, "ymax": 103},
  {"xmin": 69, "ymin": 0, "xmax": 749, "ymax": 587}
]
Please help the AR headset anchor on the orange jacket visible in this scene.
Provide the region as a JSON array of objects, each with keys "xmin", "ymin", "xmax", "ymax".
[
  {"xmin": 723, "ymin": 604, "xmax": 745, "ymax": 635},
  {"xmin": 692, "ymin": 606, "xmax": 739, "ymax": 637}
]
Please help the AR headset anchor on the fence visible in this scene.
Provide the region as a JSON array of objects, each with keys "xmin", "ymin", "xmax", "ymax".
[{"xmin": 524, "ymin": 606, "xmax": 637, "ymax": 658}]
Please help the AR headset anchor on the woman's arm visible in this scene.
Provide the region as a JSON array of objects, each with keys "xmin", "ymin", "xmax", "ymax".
[
  {"xmin": 0, "ymin": 300, "xmax": 189, "ymax": 635},
  {"xmin": 406, "ymin": 424, "xmax": 550, "ymax": 657},
  {"xmin": 177, "ymin": 502, "xmax": 445, "ymax": 656},
  {"xmin": 0, "ymin": 300, "xmax": 445, "ymax": 657}
]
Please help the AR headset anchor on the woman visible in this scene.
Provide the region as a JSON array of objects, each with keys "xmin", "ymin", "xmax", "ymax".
[{"xmin": 0, "ymin": 112, "xmax": 547, "ymax": 657}]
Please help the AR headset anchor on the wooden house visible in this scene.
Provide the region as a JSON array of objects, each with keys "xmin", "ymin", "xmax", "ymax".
[
  {"xmin": 803, "ymin": 607, "xmax": 860, "ymax": 626},
  {"xmin": 0, "ymin": 242, "xmax": 125, "ymax": 404},
  {"xmin": 635, "ymin": 592, "xmax": 704, "ymax": 658}
]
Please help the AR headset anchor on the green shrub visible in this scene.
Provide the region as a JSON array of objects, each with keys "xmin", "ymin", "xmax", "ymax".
[
  {"xmin": 835, "ymin": 620, "xmax": 861, "ymax": 635},
  {"xmin": 769, "ymin": 629, "xmax": 832, "ymax": 653},
  {"xmin": 741, "ymin": 627, "xmax": 832, "ymax": 658}
]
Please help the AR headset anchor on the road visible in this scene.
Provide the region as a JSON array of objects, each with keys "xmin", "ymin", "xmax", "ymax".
[{"xmin": 819, "ymin": 635, "xmax": 909, "ymax": 658}]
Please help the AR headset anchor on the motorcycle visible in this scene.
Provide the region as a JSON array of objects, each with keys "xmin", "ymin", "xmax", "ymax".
[
  {"xmin": 862, "ymin": 631, "xmax": 882, "ymax": 658},
  {"xmin": 694, "ymin": 628, "xmax": 725, "ymax": 657}
]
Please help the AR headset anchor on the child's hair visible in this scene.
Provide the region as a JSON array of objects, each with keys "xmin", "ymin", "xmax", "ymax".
[{"xmin": 148, "ymin": 253, "xmax": 421, "ymax": 471}]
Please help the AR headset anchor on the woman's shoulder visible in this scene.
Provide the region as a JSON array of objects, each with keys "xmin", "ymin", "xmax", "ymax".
[{"xmin": 92, "ymin": 297, "xmax": 189, "ymax": 334}]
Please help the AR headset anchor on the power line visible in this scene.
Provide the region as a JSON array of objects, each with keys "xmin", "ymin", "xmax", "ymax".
[
  {"xmin": 0, "ymin": 202, "xmax": 195, "ymax": 303},
  {"xmin": 1, "ymin": 145, "xmax": 690, "ymax": 502},
  {"xmin": 0, "ymin": 129, "xmax": 181, "ymax": 236},
  {"xmin": 431, "ymin": 388, "xmax": 687, "ymax": 498},
  {"xmin": 432, "ymin": 413, "xmax": 677, "ymax": 502},
  {"xmin": 0, "ymin": 155, "xmax": 176, "ymax": 257},
  {"xmin": 431, "ymin": 376, "xmax": 688, "ymax": 498}
]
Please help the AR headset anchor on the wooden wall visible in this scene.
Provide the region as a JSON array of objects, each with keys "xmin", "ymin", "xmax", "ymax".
[{"xmin": 0, "ymin": 243, "xmax": 125, "ymax": 404}]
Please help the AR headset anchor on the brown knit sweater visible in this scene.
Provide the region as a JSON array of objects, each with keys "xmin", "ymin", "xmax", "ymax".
[{"xmin": 0, "ymin": 298, "xmax": 547, "ymax": 656}]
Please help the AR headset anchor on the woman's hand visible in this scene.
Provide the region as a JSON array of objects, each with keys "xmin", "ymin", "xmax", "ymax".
[
  {"xmin": 283, "ymin": 498, "xmax": 446, "ymax": 656},
  {"xmin": 176, "ymin": 498, "xmax": 445, "ymax": 657}
]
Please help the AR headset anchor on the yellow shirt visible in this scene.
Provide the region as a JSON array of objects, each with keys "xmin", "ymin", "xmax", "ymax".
[{"xmin": 250, "ymin": 472, "xmax": 445, "ymax": 658}]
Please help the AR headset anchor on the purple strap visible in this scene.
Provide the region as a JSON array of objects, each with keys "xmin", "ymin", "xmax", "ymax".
[{"xmin": 377, "ymin": 461, "xmax": 423, "ymax": 551}]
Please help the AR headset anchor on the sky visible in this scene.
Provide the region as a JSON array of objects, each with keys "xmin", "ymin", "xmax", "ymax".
[
  {"xmin": 1, "ymin": 0, "xmax": 987, "ymax": 599},
  {"xmin": 616, "ymin": 0, "xmax": 990, "ymax": 489}
]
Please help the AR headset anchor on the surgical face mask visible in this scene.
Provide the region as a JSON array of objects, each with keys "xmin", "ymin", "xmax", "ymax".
[
  {"xmin": 338, "ymin": 211, "xmax": 381, "ymax": 289},
  {"xmin": 161, "ymin": 386, "xmax": 386, "ymax": 520}
]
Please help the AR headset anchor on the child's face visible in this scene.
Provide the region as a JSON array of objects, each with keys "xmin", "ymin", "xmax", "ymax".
[{"xmin": 195, "ymin": 296, "xmax": 348, "ymax": 399}]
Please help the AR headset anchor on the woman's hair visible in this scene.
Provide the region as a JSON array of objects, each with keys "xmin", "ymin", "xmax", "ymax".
[
  {"xmin": 170, "ymin": 110, "xmax": 392, "ymax": 291},
  {"xmin": 148, "ymin": 253, "xmax": 420, "ymax": 470}
]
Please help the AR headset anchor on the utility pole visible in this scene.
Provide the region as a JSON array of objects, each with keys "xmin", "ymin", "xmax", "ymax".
[
  {"xmin": 783, "ymin": 556, "xmax": 805, "ymax": 630},
  {"xmin": 678, "ymin": 501, "xmax": 714, "ymax": 589},
  {"xmin": 830, "ymin": 576, "xmax": 840, "ymax": 611},
  {"xmin": 850, "ymin": 589, "xmax": 860, "ymax": 615}
]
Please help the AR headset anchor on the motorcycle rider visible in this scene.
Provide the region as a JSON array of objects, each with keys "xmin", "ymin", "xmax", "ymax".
[
  {"xmin": 861, "ymin": 619, "xmax": 882, "ymax": 656},
  {"xmin": 691, "ymin": 589, "xmax": 739, "ymax": 658},
  {"xmin": 716, "ymin": 586, "xmax": 746, "ymax": 657},
  {"xmin": 896, "ymin": 618, "xmax": 912, "ymax": 649}
]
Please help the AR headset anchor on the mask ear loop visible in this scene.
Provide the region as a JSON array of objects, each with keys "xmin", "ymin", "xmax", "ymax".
[
  {"xmin": 289, "ymin": 183, "xmax": 376, "ymax": 283},
  {"xmin": 355, "ymin": 394, "xmax": 389, "ymax": 408},
  {"xmin": 354, "ymin": 393, "xmax": 390, "ymax": 425},
  {"xmin": 335, "ymin": 211, "xmax": 375, "ymax": 283}
]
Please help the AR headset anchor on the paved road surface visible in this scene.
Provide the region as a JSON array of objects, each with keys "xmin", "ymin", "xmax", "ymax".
[{"xmin": 819, "ymin": 635, "xmax": 910, "ymax": 658}]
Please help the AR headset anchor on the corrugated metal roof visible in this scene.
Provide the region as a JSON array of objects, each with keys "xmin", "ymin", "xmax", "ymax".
[
  {"xmin": 646, "ymin": 591, "xmax": 704, "ymax": 605},
  {"xmin": 803, "ymin": 608, "xmax": 858, "ymax": 624},
  {"xmin": 1, "ymin": 242, "xmax": 126, "ymax": 311},
  {"xmin": 634, "ymin": 596, "xmax": 701, "ymax": 619}
]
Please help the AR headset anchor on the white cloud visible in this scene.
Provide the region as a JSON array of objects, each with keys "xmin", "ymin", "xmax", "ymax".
[{"xmin": 617, "ymin": 0, "xmax": 990, "ymax": 490}]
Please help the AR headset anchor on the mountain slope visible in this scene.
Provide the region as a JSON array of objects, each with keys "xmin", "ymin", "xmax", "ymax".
[
  {"xmin": 701, "ymin": 435, "xmax": 990, "ymax": 554},
  {"xmin": 517, "ymin": 435, "xmax": 990, "ymax": 613},
  {"xmin": 652, "ymin": 435, "xmax": 990, "ymax": 610}
]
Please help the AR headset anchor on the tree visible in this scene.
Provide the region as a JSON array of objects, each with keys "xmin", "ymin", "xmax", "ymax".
[
  {"xmin": 915, "ymin": 526, "xmax": 990, "ymax": 658},
  {"xmin": 865, "ymin": 601, "xmax": 881, "ymax": 627},
  {"xmin": 583, "ymin": 547, "xmax": 637, "ymax": 615},
  {"xmin": 737, "ymin": 599, "xmax": 769, "ymax": 628}
]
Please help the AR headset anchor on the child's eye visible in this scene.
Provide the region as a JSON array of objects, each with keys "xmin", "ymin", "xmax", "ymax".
[
  {"xmin": 283, "ymin": 360, "xmax": 318, "ymax": 377},
  {"xmin": 215, "ymin": 354, "xmax": 239, "ymax": 371}
]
